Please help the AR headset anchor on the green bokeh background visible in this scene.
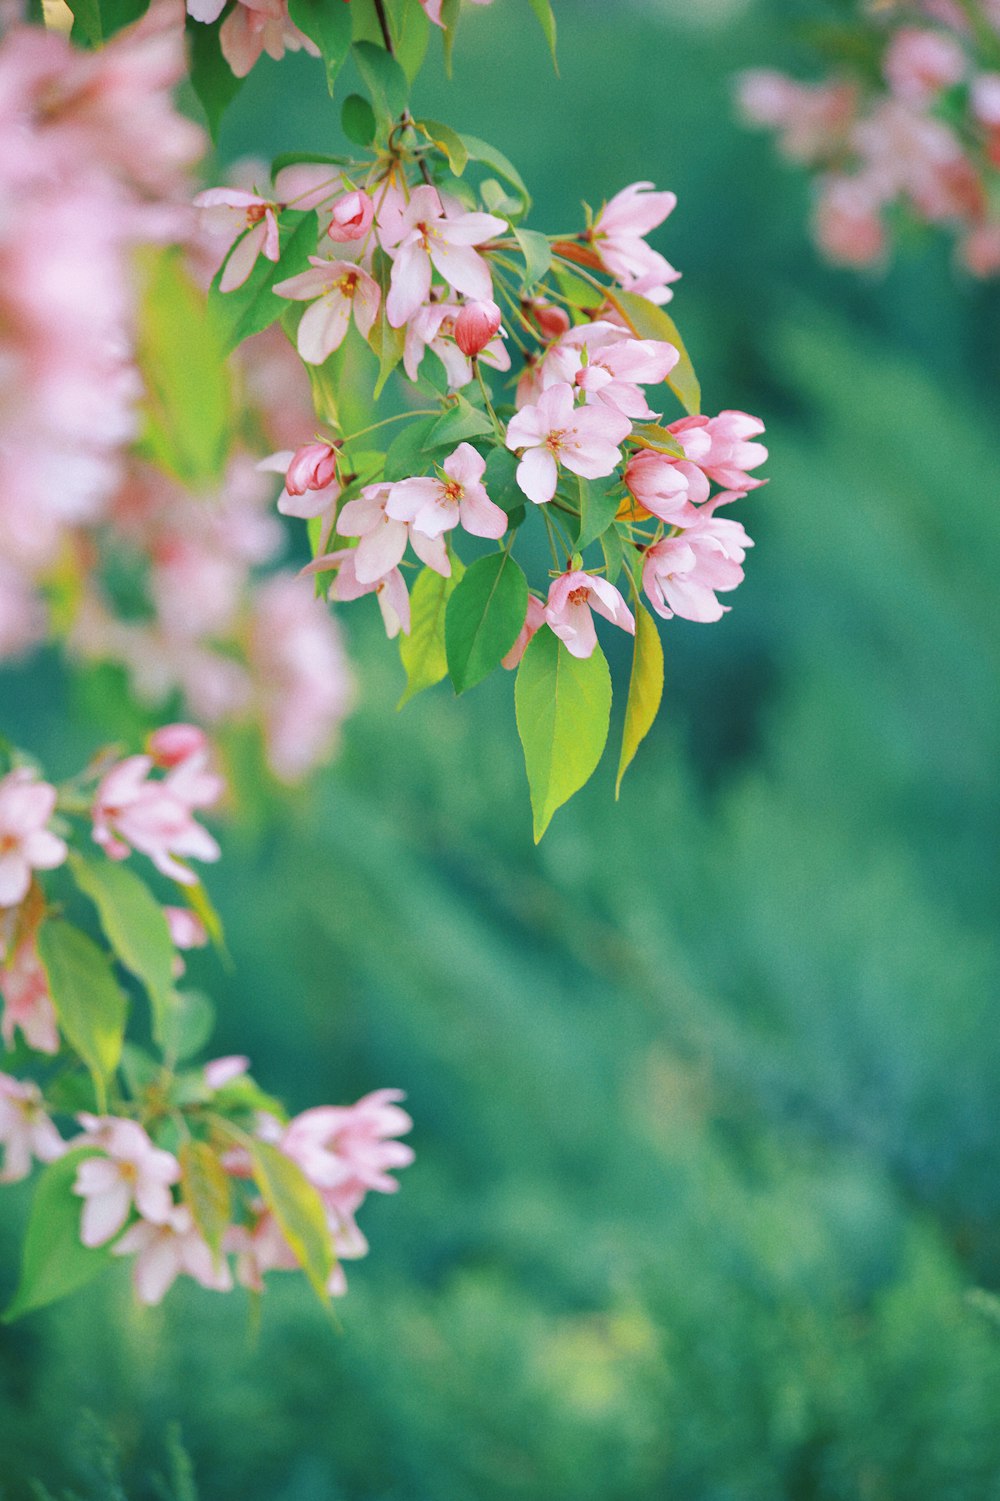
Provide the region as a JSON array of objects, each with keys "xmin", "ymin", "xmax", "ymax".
[{"xmin": 3, "ymin": 0, "xmax": 1000, "ymax": 1494}]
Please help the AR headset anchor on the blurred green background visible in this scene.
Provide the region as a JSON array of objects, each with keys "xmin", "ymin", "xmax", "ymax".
[{"xmin": 3, "ymin": 0, "xmax": 1000, "ymax": 1494}]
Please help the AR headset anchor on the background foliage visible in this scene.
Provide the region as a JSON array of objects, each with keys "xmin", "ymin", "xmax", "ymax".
[{"xmin": 2, "ymin": 0, "xmax": 999, "ymax": 1495}]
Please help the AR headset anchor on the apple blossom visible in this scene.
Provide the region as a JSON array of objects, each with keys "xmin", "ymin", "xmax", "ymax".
[
  {"xmin": 590, "ymin": 181, "xmax": 681, "ymax": 300},
  {"xmin": 0, "ymin": 770, "xmax": 67, "ymax": 909},
  {"xmin": 544, "ymin": 571, "xmax": 635, "ymax": 660},
  {"xmin": 386, "ymin": 444, "xmax": 507, "ymax": 541},
  {"xmin": 91, "ymin": 742, "xmax": 222, "ymax": 885},
  {"xmin": 624, "ymin": 450, "xmax": 700, "ymax": 524},
  {"xmin": 193, "ymin": 189, "xmax": 281, "ymax": 291},
  {"xmin": 305, "ymin": 549, "xmax": 411, "ymax": 639},
  {"xmin": 380, "ymin": 185, "xmax": 506, "ymax": 328},
  {"xmin": 280, "ymin": 1089, "xmax": 414, "ymax": 1210},
  {"xmin": 642, "ymin": 514, "xmax": 755, "ymax": 624},
  {"xmin": 0, "ymin": 937, "xmax": 59, "ymax": 1055},
  {"xmin": 666, "ymin": 412, "xmax": 769, "ymax": 495},
  {"xmin": 337, "ymin": 483, "xmax": 451, "ymax": 583},
  {"xmin": 505, "ymin": 383, "xmax": 631, "ymax": 505},
  {"xmin": 327, "ymin": 190, "xmax": 375, "ymax": 243},
  {"xmin": 502, "ymin": 595, "xmax": 547, "ymax": 671},
  {"xmin": 113, "ymin": 1205, "xmax": 232, "ymax": 1304},
  {"xmin": 0, "ymin": 1074, "xmax": 64, "ymax": 1183},
  {"xmin": 274, "ymin": 257, "xmax": 381, "ymax": 365},
  {"xmin": 73, "ymin": 1116, "xmax": 180, "ymax": 1247}
]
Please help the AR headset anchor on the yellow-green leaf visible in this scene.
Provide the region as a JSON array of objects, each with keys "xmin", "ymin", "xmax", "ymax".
[
  {"xmin": 249, "ymin": 1140, "xmax": 334, "ymax": 1303},
  {"xmin": 398, "ymin": 559, "xmax": 465, "ymax": 707},
  {"xmin": 615, "ymin": 602, "xmax": 664, "ymax": 797},
  {"xmin": 180, "ymin": 1140, "xmax": 231, "ymax": 1259},
  {"xmin": 515, "ymin": 631, "xmax": 612, "ymax": 842}
]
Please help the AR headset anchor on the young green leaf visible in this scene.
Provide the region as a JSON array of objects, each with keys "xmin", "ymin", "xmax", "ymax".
[
  {"xmin": 615, "ymin": 602, "xmax": 664, "ymax": 797},
  {"xmin": 69, "ymin": 854, "xmax": 178, "ymax": 1050},
  {"xmin": 515, "ymin": 631, "xmax": 612, "ymax": 842},
  {"xmin": 383, "ymin": 416, "xmax": 443, "ymax": 482},
  {"xmin": 210, "ymin": 211, "xmax": 319, "ymax": 355},
  {"xmin": 398, "ymin": 559, "xmax": 465, "ymax": 707},
  {"xmin": 352, "ymin": 39, "xmax": 408, "ymax": 124},
  {"xmin": 446, "ymin": 552, "xmax": 527, "ymax": 694},
  {"xmin": 387, "ymin": 0, "xmax": 430, "ymax": 80},
  {"xmin": 341, "ymin": 93, "xmax": 376, "ymax": 146},
  {"xmin": 4, "ymin": 1149, "xmax": 113, "ymax": 1322},
  {"xmin": 37, "ymin": 921, "xmax": 127, "ymax": 1106},
  {"xmin": 180, "ymin": 1140, "xmax": 231, "ymax": 1259},
  {"xmin": 600, "ymin": 523, "xmax": 625, "ymax": 587},
  {"xmin": 513, "ymin": 226, "xmax": 552, "ymax": 291},
  {"xmin": 185, "ymin": 15, "xmax": 245, "ymax": 143},
  {"xmin": 575, "ymin": 478, "xmax": 621, "ymax": 552},
  {"xmin": 416, "ymin": 117, "xmax": 469, "ymax": 176},
  {"xmin": 604, "ymin": 289, "xmax": 701, "ymax": 415},
  {"xmin": 288, "ymin": 0, "xmax": 353, "ymax": 92},
  {"xmin": 483, "ymin": 448, "xmax": 524, "ymax": 516},
  {"xmin": 249, "ymin": 1140, "xmax": 334, "ymax": 1303}
]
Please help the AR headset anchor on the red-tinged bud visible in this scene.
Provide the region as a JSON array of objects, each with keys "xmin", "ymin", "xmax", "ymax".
[
  {"xmin": 285, "ymin": 442, "xmax": 339, "ymax": 496},
  {"xmin": 327, "ymin": 190, "xmax": 374, "ymax": 243},
  {"xmin": 529, "ymin": 298, "xmax": 570, "ymax": 341},
  {"xmin": 148, "ymin": 723, "xmax": 207, "ymax": 768},
  {"xmin": 454, "ymin": 298, "xmax": 503, "ymax": 358}
]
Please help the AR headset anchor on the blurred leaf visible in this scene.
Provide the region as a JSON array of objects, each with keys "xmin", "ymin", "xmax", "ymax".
[
  {"xmin": 515, "ymin": 631, "xmax": 612, "ymax": 841},
  {"xmin": 69, "ymin": 854, "xmax": 177, "ymax": 1051},
  {"xmin": 37, "ymin": 921, "xmax": 127, "ymax": 1108},
  {"xmin": 4, "ymin": 1149, "xmax": 112, "ymax": 1322},
  {"xmin": 575, "ymin": 477, "xmax": 620, "ymax": 551},
  {"xmin": 446, "ymin": 552, "xmax": 527, "ymax": 694},
  {"xmin": 136, "ymin": 249, "xmax": 231, "ymax": 488},
  {"xmin": 249, "ymin": 1140, "xmax": 334, "ymax": 1303},
  {"xmin": 398, "ymin": 560, "xmax": 465, "ymax": 707},
  {"xmin": 66, "ymin": 0, "xmax": 147, "ymax": 44},
  {"xmin": 179, "ymin": 1141, "xmax": 231, "ymax": 1259},
  {"xmin": 513, "ymin": 227, "xmax": 552, "ymax": 291},
  {"xmin": 183, "ymin": 881, "xmax": 227, "ymax": 957},
  {"xmin": 341, "ymin": 93, "xmax": 376, "ymax": 146},
  {"xmin": 526, "ymin": 0, "xmax": 557, "ymax": 66},
  {"xmin": 288, "ymin": 0, "xmax": 352, "ymax": 93},
  {"xmin": 210, "ymin": 211, "xmax": 319, "ymax": 355},
  {"xmin": 605, "ymin": 289, "xmax": 701, "ymax": 415},
  {"xmin": 615, "ymin": 602, "xmax": 664, "ymax": 797},
  {"xmin": 160, "ymin": 990, "xmax": 216, "ymax": 1065},
  {"xmin": 186, "ymin": 15, "xmax": 244, "ymax": 143},
  {"xmin": 352, "ymin": 39, "xmax": 408, "ymax": 124}
]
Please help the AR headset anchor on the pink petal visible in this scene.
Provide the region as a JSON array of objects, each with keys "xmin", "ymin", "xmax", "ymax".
[
  {"xmin": 516, "ymin": 448, "xmax": 558, "ymax": 505},
  {"xmin": 297, "ymin": 295, "xmax": 352, "ymax": 364}
]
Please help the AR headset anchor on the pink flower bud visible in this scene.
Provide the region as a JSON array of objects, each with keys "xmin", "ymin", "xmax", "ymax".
[
  {"xmin": 327, "ymin": 191, "xmax": 375, "ymax": 243},
  {"xmin": 454, "ymin": 299, "xmax": 503, "ymax": 358},
  {"xmin": 148, "ymin": 724, "xmax": 207, "ymax": 768},
  {"xmin": 529, "ymin": 298, "xmax": 570, "ymax": 341},
  {"xmin": 285, "ymin": 442, "xmax": 339, "ymax": 496},
  {"xmin": 164, "ymin": 906, "xmax": 209, "ymax": 951}
]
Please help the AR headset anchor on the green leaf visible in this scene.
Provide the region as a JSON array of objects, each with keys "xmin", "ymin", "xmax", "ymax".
[
  {"xmin": 383, "ymin": 415, "xmax": 442, "ymax": 482},
  {"xmin": 183, "ymin": 881, "xmax": 227, "ymax": 956},
  {"xmin": 600, "ymin": 523, "xmax": 625, "ymax": 587},
  {"xmin": 615, "ymin": 602, "xmax": 664, "ymax": 797},
  {"xmin": 352, "ymin": 39, "xmax": 408, "ymax": 124},
  {"xmin": 416, "ymin": 117, "xmax": 469, "ymax": 176},
  {"xmin": 4, "ymin": 1149, "xmax": 113, "ymax": 1322},
  {"xmin": 288, "ymin": 0, "xmax": 353, "ymax": 92},
  {"xmin": 553, "ymin": 265, "xmax": 604, "ymax": 312},
  {"xmin": 484, "ymin": 447, "xmax": 524, "ymax": 518},
  {"xmin": 68, "ymin": 0, "xmax": 148, "ymax": 45},
  {"xmin": 160, "ymin": 989, "xmax": 216, "ymax": 1064},
  {"xmin": 69, "ymin": 854, "xmax": 178, "ymax": 1051},
  {"xmin": 341, "ymin": 93, "xmax": 376, "ymax": 146},
  {"xmin": 575, "ymin": 478, "xmax": 621, "ymax": 552},
  {"xmin": 186, "ymin": 15, "xmax": 245, "ymax": 143},
  {"xmin": 440, "ymin": 0, "xmax": 461, "ymax": 71},
  {"xmin": 515, "ymin": 631, "xmax": 612, "ymax": 842},
  {"xmin": 136, "ymin": 249, "xmax": 231, "ymax": 489},
  {"xmin": 398, "ymin": 559, "xmax": 465, "ymax": 707},
  {"xmin": 513, "ymin": 227, "xmax": 552, "ymax": 291},
  {"xmin": 180, "ymin": 1140, "xmax": 231, "ymax": 1259},
  {"xmin": 459, "ymin": 133, "xmax": 531, "ymax": 214},
  {"xmin": 526, "ymin": 0, "xmax": 557, "ymax": 65},
  {"xmin": 446, "ymin": 552, "xmax": 527, "ymax": 694},
  {"xmin": 387, "ymin": 0, "xmax": 430, "ymax": 81},
  {"xmin": 605, "ymin": 289, "xmax": 701, "ymax": 416},
  {"xmin": 249, "ymin": 1140, "xmax": 334, "ymax": 1303},
  {"xmin": 428, "ymin": 397, "xmax": 494, "ymax": 447},
  {"xmin": 210, "ymin": 210, "xmax": 319, "ymax": 355},
  {"xmin": 37, "ymin": 921, "xmax": 127, "ymax": 1107}
]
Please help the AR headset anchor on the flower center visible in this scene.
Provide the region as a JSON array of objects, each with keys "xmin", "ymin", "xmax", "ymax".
[
  {"xmin": 440, "ymin": 481, "xmax": 463, "ymax": 504},
  {"xmin": 335, "ymin": 270, "xmax": 359, "ymax": 299},
  {"xmin": 567, "ymin": 586, "xmax": 590, "ymax": 607},
  {"xmin": 245, "ymin": 204, "xmax": 268, "ymax": 227},
  {"xmin": 544, "ymin": 430, "xmax": 566, "ymax": 455}
]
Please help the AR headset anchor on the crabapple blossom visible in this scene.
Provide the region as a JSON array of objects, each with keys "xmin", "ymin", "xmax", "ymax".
[
  {"xmin": 667, "ymin": 412, "xmax": 769, "ymax": 495},
  {"xmin": 218, "ymin": 0, "xmax": 318, "ymax": 79},
  {"xmin": 91, "ymin": 739, "xmax": 222, "ymax": 885},
  {"xmin": 380, "ymin": 185, "xmax": 506, "ymax": 327},
  {"xmin": 544, "ymin": 571, "xmax": 635, "ymax": 660},
  {"xmin": 327, "ymin": 190, "xmax": 375, "ymax": 242},
  {"xmin": 337, "ymin": 483, "xmax": 451, "ymax": 583},
  {"xmin": 280, "ymin": 1089, "xmax": 414, "ymax": 1211},
  {"xmin": 590, "ymin": 181, "xmax": 681, "ymax": 301},
  {"xmin": 505, "ymin": 383, "xmax": 631, "ymax": 505},
  {"xmin": 386, "ymin": 444, "xmax": 507, "ymax": 541},
  {"xmin": 0, "ymin": 1075, "xmax": 64, "ymax": 1184},
  {"xmin": 454, "ymin": 298, "xmax": 503, "ymax": 358},
  {"xmin": 306, "ymin": 550, "xmax": 411, "ymax": 638},
  {"xmin": 0, "ymin": 770, "xmax": 67, "ymax": 909},
  {"xmin": 113, "ymin": 1205, "xmax": 232, "ymax": 1304},
  {"xmin": 274, "ymin": 257, "xmax": 381, "ymax": 364},
  {"xmin": 193, "ymin": 189, "xmax": 280, "ymax": 291},
  {"xmin": 403, "ymin": 300, "xmax": 510, "ymax": 390},
  {"xmin": 203, "ymin": 1055, "xmax": 251, "ymax": 1090},
  {"xmin": 502, "ymin": 595, "xmax": 547, "ymax": 670},
  {"xmin": 73, "ymin": 1117, "xmax": 180, "ymax": 1247},
  {"xmin": 563, "ymin": 327, "xmax": 679, "ymax": 421},
  {"xmin": 883, "ymin": 27, "xmax": 966, "ymax": 105},
  {"xmin": 624, "ymin": 450, "xmax": 700, "ymax": 524},
  {"xmin": 642, "ymin": 514, "xmax": 754, "ymax": 624},
  {"xmin": 148, "ymin": 723, "xmax": 208, "ymax": 769},
  {"xmin": 0, "ymin": 937, "xmax": 59, "ymax": 1055}
]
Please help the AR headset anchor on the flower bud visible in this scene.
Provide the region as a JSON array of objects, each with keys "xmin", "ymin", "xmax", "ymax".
[
  {"xmin": 327, "ymin": 190, "xmax": 374, "ymax": 243},
  {"xmin": 454, "ymin": 298, "xmax": 503, "ymax": 358},
  {"xmin": 285, "ymin": 442, "xmax": 339, "ymax": 496},
  {"xmin": 148, "ymin": 723, "xmax": 207, "ymax": 768},
  {"xmin": 528, "ymin": 298, "xmax": 570, "ymax": 341}
]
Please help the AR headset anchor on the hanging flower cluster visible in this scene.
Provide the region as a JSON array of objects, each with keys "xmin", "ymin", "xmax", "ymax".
[
  {"xmin": 737, "ymin": 0, "xmax": 1000, "ymax": 275},
  {"xmin": 0, "ymin": 732, "xmax": 412, "ymax": 1314}
]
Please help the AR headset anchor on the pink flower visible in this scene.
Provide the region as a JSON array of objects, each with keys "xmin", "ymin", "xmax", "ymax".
[
  {"xmin": 737, "ymin": 71, "xmax": 857, "ymax": 163},
  {"xmin": 204, "ymin": 1055, "xmax": 250, "ymax": 1090},
  {"xmin": 338, "ymin": 483, "xmax": 451, "ymax": 583},
  {"xmin": 386, "ymin": 443, "xmax": 507, "ymax": 541},
  {"xmin": 544, "ymin": 570, "xmax": 635, "ymax": 659},
  {"xmin": 0, "ymin": 937, "xmax": 59, "ymax": 1055},
  {"xmin": 73, "ymin": 1116, "xmax": 181, "ymax": 1247},
  {"xmin": 148, "ymin": 723, "xmax": 208, "ymax": 769},
  {"xmin": 454, "ymin": 298, "xmax": 503, "ymax": 357},
  {"xmin": 257, "ymin": 447, "xmax": 342, "ymax": 523},
  {"xmin": 591, "ymin": 181, "xmax": 681, "ymax": 300},
  {"xmin": 280, "ymin": 1088, "xmax": 414, "ymax": 1214},
  {"xmin": 814, "ymin": 176, "xmax": 887, "ymax": 267},
  {"xmin": 0, "ymin": 770, "xmax": 67, "ymax": 909},
  {"xmin": 527, "ymin": 298, "xmax": 570, "ymax": 341},
  {"xmin": 883, "ymin": 28, "xmax": 966, "ymax": 106},
  {"xmin": 403, "ymin": 300, "xmax": 510, "ymax": 390},
  {"xmin": 273, "ymin": 257, "xmax": 381, "ymax": 364},
  {"xmin": 327, "ymin": 190, "xmax": 374, "ymax": 243},
  {"xmin": 642, "ymin": 513, "xmax": 754, "ymax": 623},
  {"xmin": 624, "ymin": 450, "xmax": 700, "ymax": 524},
  {"xmin": 505, "ymin": 383, "xmax": 631, "ymax": 505},
  {"xmin": 971, "ymin": 72, "xmax": 1000, "ymax": 128},
  {"xmin": 380, "ymin": 185, "xmax": 506, "ymax": 328},
  {"xmin": 216, "ymin": 0, "xmax": 319, "ymax": 78},
  {"xmin": 92, "ymin": 749, "xmax": 222, "ymax": 886},
  {"xmin": 564, "ymin": 327, "xmax": 679, "ymax": 421},
  {"xmin": 193, "ymin": 189, "xmax": 281, "ymax": 292},
  {"xmin": 113, "ymin": 1205, "xmax": 232, "ymax": 1304},
  {"xmin": 502, "ymin": 595, "xmax": 547, "ymax": 670},
  {"xmin": 667, "ymin": 411, "xmax": 768, "ymax": 493},
  {"xmin": 0, "ymin": 1073, "xmax": 64, "ymax": 1183},
  {"xmin": 305, "ymin": 549, "xmax": 411, "ymax": 638}
]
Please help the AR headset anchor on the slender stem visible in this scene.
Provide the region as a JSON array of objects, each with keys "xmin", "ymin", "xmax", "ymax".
[
  {"xmin": 542, "ymin": 509, "xmax": 562, "ymax": 571},
  {"xmin": 340, "ymin": 409, "xmax": 441, "ymax": 445},
  {"xmin": 474, "ymin": 361, "xmax": 505, "ymax": 440},
  {"xmin": 372, "ymin": 0, "xmax": 394, "ymax": 53}
]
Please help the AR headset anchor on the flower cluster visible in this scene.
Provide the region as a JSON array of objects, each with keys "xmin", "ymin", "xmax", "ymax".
[{"xmin": 737, "ymin": 1, "xmax": 1000, "ymax": 274}]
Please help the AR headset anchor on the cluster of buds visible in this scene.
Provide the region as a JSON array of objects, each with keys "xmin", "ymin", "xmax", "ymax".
[{"xmin": 738, "ymin": 0, "xmax": 1000, "ymax": 275}]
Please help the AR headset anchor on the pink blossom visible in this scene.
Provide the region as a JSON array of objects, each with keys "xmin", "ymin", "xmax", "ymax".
[
  {"xmin": 960, "ymin": 220, "xmax": 1000, "ymax": 275},
  {"xmin": 204, "ymin": 1055, "xmax": 251, "ymax": 1090},
  {"xmin": 883, "ymin": 27, "xmax": 965, "ymax": 105},
  {"xmin": 0, "ymin": 936, "xmax": 59, "ymax": 1055},
  {"xmin": 73, "ymin": 1116, "xmax": 180, "ymax": 1247},
  {"xmin": 502, "ymin": 595, "xmax": 547, "ymax": 670},
  {"xmin": 642, "ymin": 514, "xmax": 754, "ymax": 623},
  {"xmin": 164, "ymin": 905, "xmax": 208, "ymax": 951},
  {"xmin": 380, "ymin": 185, "xmax": 506, "ymax": 328},
  {"xmin": 305, "ymin": 549, "xmax": 411, "ymax": 638},
  {"xmin": 327, "ymin": 190, "xmax": 374, "ymax": 243},
  {"xmin": 257, "ymin": 447, "xmax": 342, "ymax": 524},
  {"xmin": 386, "ymin": 443, "xmax": 507, "ymax": 541},
  {"xmin": 737, "ymin": 71, "xmax": 858, "ymax": 163},
  {"xmin": 403, "ymin": 300, "xmax": 510, "ymax": 390},
  {"xmin": 527, "ymin": 298, "xmax": 570, "ymax": 341},
  {"xmin": 0, "ymin": 1073, "xmax": 64, "ymax": 1183},
  {"xmin": 454, "ymin": 298, "xmax": 503, "ymax": 357},
  {"xmin": 591, "ymin": 181, "xmax": 681, "ymax": 300},
  {"xmin": 92, "ymin": 749, "xmax": 222, "ymax": 886},
  {"xmin": 971, "ymin": 72, "xmax": 1000, "ymax": 128},
  {"xmin": 148, "ymin": 723, "xmax": 208, "ymax": 769},
  {"xmin": 274, "ymin": 256, "xmax": 380, "ymax": 364},
  {"xmin": 505, "ymin": 383, "xmax": 631, "ymax": 505},
  {"xmin": 0, "ymin": 770, "xmax": 67, "ymax": 909},
  {"xmin": 280, "ymin": 1089, "xmax": 414, "ymax": 1214},
  {"xmin": 285, "ymin": 441, "xmax": 339, "ymax": 496},
  {"xmin": 217, "ymin": 0, "xmax": 319, "ymax": 78},
  {"xmin": 544, "ymin": 570, "xmax": 635, "ymax": 659},
  {"xmin": 624, "ymin": 450, "xmax": 700, "ymax": 524},
  {"xmin": 193, "ymin": 189, "xmax": 281, "ymax": 292},
  {"xmin": 667, "ymin": 411, "xmax": 768, "ymax": 493},
  {"xmin": 113, "ymin": 1205, "xmax": 232, "ymax": 1304},
  {"xmin": 338, "ymin": 483, "xmax": 451, "ymax": 583},
  {"xmin": 554, "ymin": 324, "xmax": 679, "ymax": 420},
  {"xmin": 814, "ymin": 176, "xmax": 887, "ymax": 267}
]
